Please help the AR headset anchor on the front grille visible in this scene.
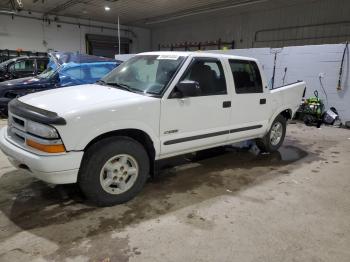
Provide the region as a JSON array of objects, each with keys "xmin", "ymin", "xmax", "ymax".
[
  {"xmin": 8, "ymin": 114, "xmax": 28, "ymax": 146},
  {"xmin": 12, "ymin": 116, "xmax": 25, "ymax": 127}
]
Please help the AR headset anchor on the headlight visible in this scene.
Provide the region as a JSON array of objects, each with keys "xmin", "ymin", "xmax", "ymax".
[
  {"xmin": 26, "ymin": 120, "xmax": 59, "ymax": 139},
  {"xmin": 25, "ymin": 121, "xmax": 65, "ymax": 153}
]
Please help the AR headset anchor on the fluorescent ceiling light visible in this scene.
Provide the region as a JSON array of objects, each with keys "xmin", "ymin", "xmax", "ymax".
[
  {"xmin": 104, "ymin": 6, "xmax": 111, "ymax": 11},
  {"xmin": 145, "ymin": 0, "xmax": 268, "ymax": 25}
]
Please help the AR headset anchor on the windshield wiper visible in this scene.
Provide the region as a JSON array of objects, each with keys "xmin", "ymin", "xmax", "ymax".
[
  {"xmin": 105, "ymin": 82, "xmax": 139, "ymax": 93},
  {"xmin": 96, "ymin": 79, "xmax": 107, "ymax": 85}
]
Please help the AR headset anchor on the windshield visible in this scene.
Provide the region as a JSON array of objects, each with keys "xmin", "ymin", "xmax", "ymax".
[
  {"xmin": 101, "ymin": 55, "xmax": 185, "ymax": 95},
  {"xmin": 0, "ymin": 59, "xmax": 13, "ymax": 71},
  {"xmin": 37, "ymin": 65, "xmax": 57, "ymax": 79}
]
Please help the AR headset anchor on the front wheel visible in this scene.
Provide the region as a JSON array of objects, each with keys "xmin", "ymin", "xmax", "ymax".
[
  {"xmin": 256, "ymin": 115, "xmax": 286, "ymax": 153},
  {"xmin": 78, "ymin": 137, "xmax": 150, "ymax": 206}
]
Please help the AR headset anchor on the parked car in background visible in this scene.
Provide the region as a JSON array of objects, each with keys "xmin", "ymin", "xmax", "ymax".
[
  {"xmin": 0, "ymin": 56, "xmax": 49, "ymax": 82},
  {"xmin": 0, "ymin": 52, "xmax": 121, "ymax": 114}
]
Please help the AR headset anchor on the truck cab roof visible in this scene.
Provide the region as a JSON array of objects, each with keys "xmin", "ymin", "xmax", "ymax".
[{"xmin": 137, "ymin": 51, "xmax": 258, "ymax": 62}]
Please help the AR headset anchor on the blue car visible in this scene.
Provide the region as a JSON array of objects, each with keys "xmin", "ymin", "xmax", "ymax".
[{"xmin": 0, "ymin": 52, "xmax": 121, "ymax": 114}]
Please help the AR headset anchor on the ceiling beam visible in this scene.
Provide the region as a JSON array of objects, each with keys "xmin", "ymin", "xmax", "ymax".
[
  {"xmin": 44, "ymin": 0, "xmax": 93, "ymax": 15},
  {"xmin": 142, "ymin": 0, "xmax": 269, "ymax": 25}
]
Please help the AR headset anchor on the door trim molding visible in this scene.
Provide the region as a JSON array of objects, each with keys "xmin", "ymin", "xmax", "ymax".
[{"xmin": 163, "ymin": 125, "xmax": 262, "ymax": 145}]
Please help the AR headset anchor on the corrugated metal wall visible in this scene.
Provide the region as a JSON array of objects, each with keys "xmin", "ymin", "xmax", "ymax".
[{"xmin": 152, "ymin": 0, "xmax": 350, "ymax": 49}]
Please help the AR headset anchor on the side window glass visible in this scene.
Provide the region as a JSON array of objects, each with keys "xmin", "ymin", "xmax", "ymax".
[
  {"xmin": 10, "ymin": 60, "xmax": 35, "ymax": 73},
  {"xmin": 60, "ymin": 66, "xmax": 86, "ymax": 85},
  {"xmin": 61, "ymin": 67, "xmax": 86, "ymax": 80},
  {"xmin": 37, "ymin": 59, "xmax": 48, "ymax": 73},
  {"xmin": 229, "ymin": 60, "xmax": 263, "ymax": 94},
  {"xmin": 180, "ymin": 58, "xmax": 227, "ymax": 96},
  {"xmin": 89, "ymin": 65, "xmax": 113, "ymax": 80}
]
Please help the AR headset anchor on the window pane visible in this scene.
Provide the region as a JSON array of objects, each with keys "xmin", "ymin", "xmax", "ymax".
[
  {"xmin": 135, "ymin": 59, "xmax": 159, "ymax": 83},
  {"xmin": 181, "ymin": 59, "xmax": 227, "ymax": 96},
  {"xmin": 37, "ymin": 59, "xmax": 48, "ymax": 73},
  {"xmin": 89, "ymin": 65, "xmax": 114, "ymax": 79},
  {"xmin": 102, "ymin": 55, "xmax": 185, "ymax": 95},
  {"xmin": 13, "ymin": 60, "xmax": 35, "ymax": 72},
  {"xmin": 62, "ymin": 67, "xmax": 86, "ymax": 80},
  {"xmin": 229, "ymin": 60, "xmax": 263, "ymax": 94}
]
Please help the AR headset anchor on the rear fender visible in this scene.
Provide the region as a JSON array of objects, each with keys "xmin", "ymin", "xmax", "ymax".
[{"xmin": 267, "ymin": 108, "xmax": 292, "ymax": 130}]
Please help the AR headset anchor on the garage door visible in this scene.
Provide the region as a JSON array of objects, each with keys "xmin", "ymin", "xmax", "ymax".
[{"xmin": 86, "ymin": 34, "xmax": 131, "ymax": 58}]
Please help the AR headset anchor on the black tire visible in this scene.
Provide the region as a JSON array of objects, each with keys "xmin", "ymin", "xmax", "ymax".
[
  {"xmin": 256, "ymin": 115, "xmax": 286, "ymax": 153},
  {"xmin": 78, "ymin": 136, "xmax": 150, "ymax": 206},
  {"xmin": 303, "ymin": 114, "xmax": 316, "ymax": 126}
]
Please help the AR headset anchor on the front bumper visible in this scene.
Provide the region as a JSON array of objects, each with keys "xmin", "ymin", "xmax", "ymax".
[{"xmin": 0, "ymin": 127, "xmax": 84, "ymax": 184}]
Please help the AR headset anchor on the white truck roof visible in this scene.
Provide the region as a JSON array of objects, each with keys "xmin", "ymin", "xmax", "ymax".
[{"xmin": 137, "ymin": 51, "xmax": 258, "ymax": 62}]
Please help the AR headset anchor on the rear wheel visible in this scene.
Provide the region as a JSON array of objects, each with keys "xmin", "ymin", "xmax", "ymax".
[
  {"xmin": 256, "ymin": 115, "xmax": 286, "ymax": 153},
  {"xmin": 78, "ymin": 137, "xmax": 149, "ymax": 206}
]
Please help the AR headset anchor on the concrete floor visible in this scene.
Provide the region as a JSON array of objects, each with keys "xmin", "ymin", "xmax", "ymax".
[{"xmin": 0, "ymin": 119, "xmax": 349, "ymax": 262}]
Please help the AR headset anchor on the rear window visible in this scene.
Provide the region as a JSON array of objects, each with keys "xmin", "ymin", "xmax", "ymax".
[{"xmin": 229, "ymin": 60, "xmax": 263, "ymax": 94}]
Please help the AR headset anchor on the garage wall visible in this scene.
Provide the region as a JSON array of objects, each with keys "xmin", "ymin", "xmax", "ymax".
[
  {"xmin": 0, "ymin": 12, "xmax": 151, "ymax": 54},
  {"xmin": 151, "ymin": 0, "xmax": 350, "ymax": 50}
]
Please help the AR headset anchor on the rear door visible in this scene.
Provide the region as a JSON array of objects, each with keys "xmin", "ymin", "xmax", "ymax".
[
  {"xmin": 227, "ymin": 59, "xmax": 271, "ymax": 141},
  {"xmin": 160, "ymin": 57, "xmax": 232, "ymax": 157}
]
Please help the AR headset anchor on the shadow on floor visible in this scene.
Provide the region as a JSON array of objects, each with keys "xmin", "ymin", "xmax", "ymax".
[{"xmin": 0, "ymin": 142, "xmax": 316, "ymax": 250}]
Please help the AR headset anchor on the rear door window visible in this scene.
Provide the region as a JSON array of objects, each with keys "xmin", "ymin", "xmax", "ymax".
[{"xmin": 229, "ymin": 60, "xmax": 263, "ymax": 94}]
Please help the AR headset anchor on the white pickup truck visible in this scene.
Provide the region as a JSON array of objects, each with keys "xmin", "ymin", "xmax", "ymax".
[{"xmin": 0, "ymin": 52, "xmax": 306, "ymax": 206}]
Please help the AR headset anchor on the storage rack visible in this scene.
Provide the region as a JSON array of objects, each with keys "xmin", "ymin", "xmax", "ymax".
[
  {"xmin": 158, "ymin": 39, "xmax": 235, "ymax": 51},
  {"xmin": 0, "ymin": 49, "xmax": 48, "ymax": 63}
]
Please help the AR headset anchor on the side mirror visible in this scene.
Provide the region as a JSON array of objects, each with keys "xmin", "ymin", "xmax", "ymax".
[{"xmin": 171, "ymin": 80, "xmax": 201, "ymax": 98}]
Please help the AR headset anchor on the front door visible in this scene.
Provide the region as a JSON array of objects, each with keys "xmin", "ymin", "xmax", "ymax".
[{"xmin": 160, "ymin": 57, "xmax": 232, "ymax": 157}]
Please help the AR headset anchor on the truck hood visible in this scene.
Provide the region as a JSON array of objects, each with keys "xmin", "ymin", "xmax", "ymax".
[{"xmin": 18, "ymin": 84, "xmax": 154, "ymax": 116}]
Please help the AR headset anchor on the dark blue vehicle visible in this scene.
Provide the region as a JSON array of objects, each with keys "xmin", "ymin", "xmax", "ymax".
[{"xmin": 0, "ymin": 52, "xmax": 121, "ymax": 114}]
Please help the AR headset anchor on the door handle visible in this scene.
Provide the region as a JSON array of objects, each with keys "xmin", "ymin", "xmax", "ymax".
[
  {"xmin": 223, "ymin": 101, "xmax": 231, "ymax": 108},
  {"xmin": 260, "ymin": 98, "xmax": 266, "ymax": 104}
]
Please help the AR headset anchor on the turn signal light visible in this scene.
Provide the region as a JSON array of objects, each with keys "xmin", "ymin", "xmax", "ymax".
[{"xmin": 26, "ymin": 139, "xmax": 66, "ymax": 153}]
